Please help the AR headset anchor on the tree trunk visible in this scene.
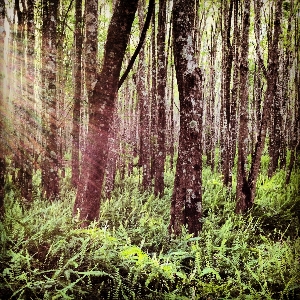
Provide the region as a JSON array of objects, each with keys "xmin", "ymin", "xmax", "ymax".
[
  {"xmin": 169, "ymin": 63, "xmax": 175, "ymax": 170},
  {"xmin": 169, "ymin": 0, "xmax": 203, "ymax": 236},
  {"xmin": 104, "ymin": 115, "xmax": 119, "ymax": 198},
  {"xmin": 286, "ymin": 13, "xmax": 300, "ymax": 183},
  {"xmin": 137, "ymin": 0, "xmax": 151, "ymax": 191},
  {"xmin": 235, "ymin": 0, "xmax": 250, "ymax": 213},
  {"xmin": 236, "ymin": 0, "xmax": 283, "ymax": 213},
  {"xmin": 228, "ymin": 0, "xmax": 239, "ymax": 183},
  {"xmin": 220, "ymin": 0, "xmax": 234, "ymax": 187},
  {"xmin": 13, "ymin": 0, "xmax": 26, "ymax": 197},
  {"xmin": 206, "ymin": 23, "xmax": 218, "ymax": 171},
  {"xmin": 73, "ymin": 0, "xmax": 139, "ymax": 226},
  {"xmin": 72, "ymin": 0, "xmax": 83, "ymax": 187},
  {"xmin": 84, "ymin": 0, "xmax": 98, "ymax": 96},
  {"xmin": 41, "ymin": 0, "xmax": 60, "ymax": 200},
  {"xmin": 150, "ymin": 5, "xmax": 157, "ymax": 181},
  {"xmin": 0, "ymin": 0, "xmax": 6, "ymax": 219},
  {"xmin": 23, "ymin": 0, "xmax": 35, "ymax": 202},
  {"xmin": 154, "ymin": 0, "xmax": 167, "ymax": 197}
]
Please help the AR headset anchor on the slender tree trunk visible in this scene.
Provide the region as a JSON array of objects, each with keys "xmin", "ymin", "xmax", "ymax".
[
  {"xmin": 23, "ymin": 0, "xmax": 35, "ymax": 202},
  {"xmin": 154, "ymin": 0, "xmax": 167, "ymax": 197},
  {"xmin": 220, "ymin": 0, "xmax": 234, "ymax": 187},
  {"xmin": 81, "ymin": 0, "xmax": 98, "ymax": 156},
  {"xmin": 73, "ymin": 0, "xmax": 139, "ymax": 226},
  {"xmin": 0, "ymin": 0, "xmax": 6, "ymax": 219},
  {"xmin": 229, "ymin": 0, "xmax": 239, "ymax": 183},
  {"xmin": 13, "ymin": 0, "xmax": 26, "ymax": 196},
  {"xmin": 72, "ymin": 0, "xmax": 83, "ymax": 187},
  {"xmin": 150, "ymin": 6, "xmax": 157, "ymax": 181},
  {"xmin": 137, "ymin": 0, "xmax": 151, "ymax": 190},
  {"xmin": 169, "ymin": 62, "xmax": 175, "ymax": 170},
  {"xmin": 169, "ymin": 0, "xmax": 203, "ymax": 236},
  {"xmin": 84, "ymin": 0, "xmax": 98, "ymax": 96},
  {"xmin": 41, "ymin": 0, "xmax": 59, "ymax": 200},
  {"xmin": 253, "ymin": 0, "xmax": 263, "ymax": 145},
  {"xmin": 236, "ymin": 0, "xmax": 283, "ymax": 212},
  {"xmin": 279, "ymin": 4, "xmax": 293, "ymax": 170},
  {"xmin": 235, "ymin": 0, "xmax": 250, "ymax": 213},
  {"xmin": 206, "ymin": 23, "xmax": 218, "ymax": 171},
  {"xmin": 286, "ymin": 11, "xmax": 300, "ymax": 183}
]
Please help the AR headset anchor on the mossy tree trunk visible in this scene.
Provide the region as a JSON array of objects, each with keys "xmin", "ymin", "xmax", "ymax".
[
  {"xmin": 154, "ymin": 0, "xmax": 167, "ymax": 197},
  {"xmin": 169, "ymin": 0, "xmax": 203, "ymax": 236},
  {"xmin": 73, "ymin": 0, "xmax": 139, "ymax": 226},
  {"xmin": 41, "ymin": 0, "xmax": 60, "ymax": 200}
]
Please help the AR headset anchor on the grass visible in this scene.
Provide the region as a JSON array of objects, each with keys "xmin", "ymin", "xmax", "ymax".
[{"xmin": 0, "ymin": 155, "xmax": 299, "ymax": 299}]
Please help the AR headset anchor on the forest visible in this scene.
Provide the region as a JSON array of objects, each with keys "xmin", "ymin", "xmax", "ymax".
[{"xmin": 0, "ymin": 0, "xmax": 299, "ymax": 298}]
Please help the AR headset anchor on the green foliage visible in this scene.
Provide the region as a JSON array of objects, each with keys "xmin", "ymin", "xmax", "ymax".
[{"xmin": 0, "ymin": 163, "xmax": 299, "ymax": 299}]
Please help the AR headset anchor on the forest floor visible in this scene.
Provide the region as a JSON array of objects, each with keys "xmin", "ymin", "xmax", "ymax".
[{"xmin": 0, "ymin": 155, "xmax": 299, "ymax": 299}]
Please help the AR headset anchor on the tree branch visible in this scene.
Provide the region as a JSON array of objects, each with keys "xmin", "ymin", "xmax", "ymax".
[{"xmin": 118, "ymin": 0, "xmax": 155, "ymax": 90}]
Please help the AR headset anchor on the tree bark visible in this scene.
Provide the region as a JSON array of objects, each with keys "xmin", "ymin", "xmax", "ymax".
[
  {"xmin": 137, "ymin": 0, "xmax": 151, "ymax": 191},
  {"xmin": 169, "ymin": 0, "xmax": 203, "ymax": 236},
  {"xmin": 268, "ymin": 4, "xmax": 283, "ymax": 177},
  {"xmin": 236, "ymin": 0, "xmax": 283, "ymax": 213},
  {"xmin": 0, "ymin": 0, "xmax": 6, "ymax": 219},
  {"xmin": 235, "ymin": 0, "xmax": 250, "ymax": 213},
  {"xmin": 84, "ymin": 0, "xmax": 98, "ymax": 97},
  {"xmin": 13, "ymin": 0, "xmax": 26, "ymax": 197},
  {"xmin": 104, "ymin": 114, "xmax": 119, "ymax": 198},
  {"xmin": 150, "ymin": 6, "xmax": 157, "ymax": 181},
  {"xmin": 154, "ymin": 0, "xmax": 167, "ymax": 197},
  {"xmin": 72, "ymin": 0, "xmax": 83, "ymax": 187},
  {"xmin": 41, "ymin": 0, "xmax": 59, "ymax": 200},
  {"xmin": 220, "ymin": 0, "xmax": 234, "ymax": 187},
  {"xmin": 206, "ymin": 22, "xmax": 218, "ymax": 171},
  {"xmin": 23, "ymin": 0, "xmax": 35, "ymax": 202},
  {"xmin": 286, "ymin": 10, "xmax": 300, "ymax": 184},
  {"xmin": 73, "ymin": 0, "xmax": 139, "ymax": 226}
]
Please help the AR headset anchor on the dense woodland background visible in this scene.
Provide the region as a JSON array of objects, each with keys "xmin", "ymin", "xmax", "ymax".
[{"xmin": 0, "ymin": 0, "xmax": 299, "ymax": 299}]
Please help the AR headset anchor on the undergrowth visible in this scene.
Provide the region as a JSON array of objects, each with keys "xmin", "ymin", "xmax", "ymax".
[{"xmin": 0, "ymin": 156, "xmax": 299, "ymax": 299}]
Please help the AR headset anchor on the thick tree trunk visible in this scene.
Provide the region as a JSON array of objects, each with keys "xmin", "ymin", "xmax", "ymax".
[
  {"xmin": 73, "ymin": 0, "xmax": 139, "ymax": 226},
  {"xmin": 72, "ymin": 0, "xmax": 83, "ymax": 187},
  {"xmin": 154, "ymin": 0, "xmax": 167, "ymax": 197},
  {"xmin": 104, "ymin": 115, "xmax": 119, "ymax": 198},
  {"xmin": 169, "ymin": 0, "xmax": 203, "ymax": 236}
]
